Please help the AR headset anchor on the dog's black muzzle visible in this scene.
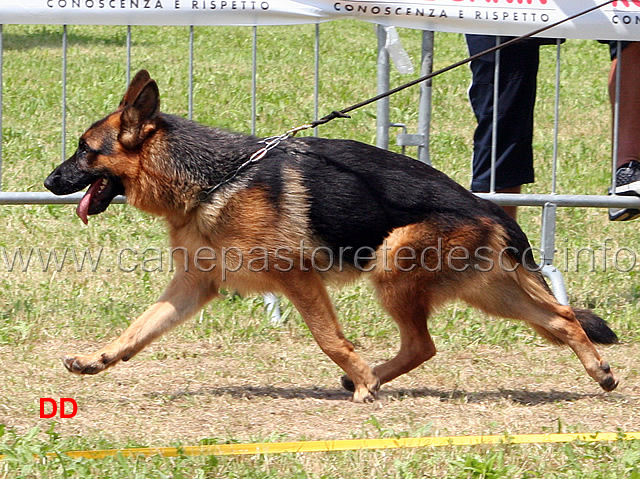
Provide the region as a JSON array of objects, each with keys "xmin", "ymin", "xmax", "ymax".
[{"xmin": 44, "ymin": 155, "xmax": 96, "ymax": 195}]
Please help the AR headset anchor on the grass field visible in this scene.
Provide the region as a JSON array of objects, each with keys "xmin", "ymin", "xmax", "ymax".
[{"xmin": 0, "ymin": 22, "xmax": 640, "ymax": 477}]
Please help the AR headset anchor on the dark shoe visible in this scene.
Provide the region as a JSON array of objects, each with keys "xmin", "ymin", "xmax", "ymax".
[{"xmin": 609, "ymin": 160, "xmax": 640, "ymax": 221}]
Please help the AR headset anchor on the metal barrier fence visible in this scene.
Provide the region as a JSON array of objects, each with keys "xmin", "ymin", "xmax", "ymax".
[
  {"xmin": 1, "ymin": 23, "xmax": 640, "ymax": 304},
  {"xmin": 0, "ymin": 22, "xmax": 321, "ymax": 194}
]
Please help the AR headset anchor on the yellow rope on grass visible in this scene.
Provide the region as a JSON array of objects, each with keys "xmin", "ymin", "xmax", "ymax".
[{"xmin": 2, "ymin": 431, "xmax": 638, "ymax": 461}]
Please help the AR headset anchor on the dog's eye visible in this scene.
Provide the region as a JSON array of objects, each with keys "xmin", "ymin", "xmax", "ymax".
[{"xmin": 79, "ymin": 139, "xmax": 100, "ymax": 155}]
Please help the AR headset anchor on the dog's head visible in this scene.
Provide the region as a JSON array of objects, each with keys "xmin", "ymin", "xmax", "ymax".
[{"xmin": 44, "ymin": 70, "xmax": 160, "ymax": 224}]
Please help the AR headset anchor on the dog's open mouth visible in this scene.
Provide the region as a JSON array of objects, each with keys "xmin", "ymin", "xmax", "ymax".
[{"xmin": 76, "ymin": 176, "xmax": 125, "ymax": 225}]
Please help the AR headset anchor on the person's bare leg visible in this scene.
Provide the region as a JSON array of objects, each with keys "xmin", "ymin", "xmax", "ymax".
[
  {"xmin": 475, "ymin": 185, "xmax": 521, "ymax": 220},
  {"xmin": 498, "ymin": 186, "xmax": 521, "ymax": 220},
  {"xmin": 610, "ymin": 42, "xmax": 640, "ymax": 168},
  {"xmin": 608, "ymin": 42, "xmax": 640, "ymax": 221}
]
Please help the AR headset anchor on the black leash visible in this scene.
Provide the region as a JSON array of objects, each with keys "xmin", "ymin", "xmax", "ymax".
[{"xmin": 198, "ymin": 0, "xmax": 616, "ymax": 202}]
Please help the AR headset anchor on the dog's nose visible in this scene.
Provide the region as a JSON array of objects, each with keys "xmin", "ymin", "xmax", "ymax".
[{"xmin": 44, "ymin": 171, "xmax": 59, "ymax": 191}]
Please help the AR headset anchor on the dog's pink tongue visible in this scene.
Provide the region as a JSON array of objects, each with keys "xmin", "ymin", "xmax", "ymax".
[{"xmin": 76, "ymin": 180, "xmax": 101, "ymax": 225}]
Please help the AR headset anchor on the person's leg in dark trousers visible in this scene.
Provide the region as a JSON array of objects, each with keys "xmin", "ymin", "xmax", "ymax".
[{"xmin": 466, "ymin": 35, "xmax": 540, "ymax": 219}]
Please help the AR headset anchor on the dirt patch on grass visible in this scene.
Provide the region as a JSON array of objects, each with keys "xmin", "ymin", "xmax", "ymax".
[{"xmin": 1, "ymin": 337, "xmax": 638, "ymax": 446}]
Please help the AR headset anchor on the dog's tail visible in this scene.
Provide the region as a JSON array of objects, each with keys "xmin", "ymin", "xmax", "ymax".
[{"xmin": 572, "ymin": 308, "xmax": 619, "ymax": 344}]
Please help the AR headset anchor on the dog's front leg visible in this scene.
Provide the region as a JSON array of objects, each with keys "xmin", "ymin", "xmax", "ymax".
[
  {"xmin": 63, "ymin": 270, "xmax": 218, "ymax": 375},
  {"xmin": 280, "ymin": 270, "xmax": 380, "ymax": 403}
]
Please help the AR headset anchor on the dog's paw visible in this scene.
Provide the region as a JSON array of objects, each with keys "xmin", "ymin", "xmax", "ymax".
[
  {"xmin": 598, "ymin": 364, "xmax": 618, "ymax": 392},
  {"xmin": 351, "ymin": 377, "xmax": 381, "ymax": 404},
  {"xmin": 341, "ymin": 375, "xmax": 355, "ymax": 392},
  {"xmin": 62, "ymin": 353, "xmax": 112, "ymax": 375},
  {"xmin": 596, "ymin": 361, "xmax": 618, "ymax": 392},
  {"xmin": 599, "ymin": 375, "xmax": 618, "ymax": 392},
  {"xmin": 342, "ymin": 374, "xmax": 380, "ymax": 402},
  {"xmin": 352, "ymin": 386, "xmax": 378, "ymax": 403}
]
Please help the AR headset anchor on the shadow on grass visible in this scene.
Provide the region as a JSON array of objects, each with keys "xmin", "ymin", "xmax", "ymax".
[
  {"xmin": 144, "ymin": 385, "xmax": 353, "ymax": 402},
  {"xmin": 3, "ymin": 28, "xmax": 125, "ymax": 51},
  {"xmin": 141, "ymin": 385, "xmax": 619, "ymax": 405},
  {"xmin": 396, "ymin": 387, "xmax": 610, "ymax": 406}
]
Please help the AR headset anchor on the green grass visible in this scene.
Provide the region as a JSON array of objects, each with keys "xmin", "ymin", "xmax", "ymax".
[
  {"xmin": 2, "ymin": 425, "xmax": 640, "ymax": 478},
  {"xmin": 1, "ymin": 23, "xmax": 639, "ymax": 477}
]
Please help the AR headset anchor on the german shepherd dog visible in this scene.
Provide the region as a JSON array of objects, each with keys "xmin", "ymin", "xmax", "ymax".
[{"xmin": 45, "ymin": 70, "xmax": 618, "ymax": 402}]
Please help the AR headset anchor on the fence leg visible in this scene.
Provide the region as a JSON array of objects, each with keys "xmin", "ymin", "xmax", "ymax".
[
  {"xmin": 396, "ymin": 30, "xmax": 434, "ymax": 162},
  {"xmin": 126, "ymin": 25, "xmax": 131, "ymax": 86},
  {"xmin": 376, "ymin": 24, "xmax": 390, "ymax": 150},
  {"xmin": 61, "ymin": 25, "xmax": 68, "ymax": 162},
  {"xmin": 540, "ymin": 202, "xmax": 569, "ymax": 305},
  {"xmin": 416, "ymin": 30, "xmax": 433, "ymax": 164},
  {"xmin": 188, "ymin": 25, "xmax": 194, "ymax": 121},
  {"xmin": 264, "ymin": 292, "xmax": 283, "ymax": 326},
  {"xmin": 314, "ymin": 23, "xmax": 320, "ymax": 137},
  {"xmin": 541, "ymin": 265, "xmax": 568, "ymax": 306},
  {"xmin": 251, "ymin": 25, "xmax": 258, "ymax": 136}
]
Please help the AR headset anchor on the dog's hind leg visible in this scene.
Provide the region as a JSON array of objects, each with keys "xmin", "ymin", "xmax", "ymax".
[
  {"xmin": 369, "ymin": 279, "xmax": 436, "ymax": 386},
  {"xmin": 340, "ymin": 224, "xmax": 448, "ymax": 391},
  {"xmin": 278, "ymin": 270, "xmax": 380, "ymax": 403},
  {"xmin": 458, "ymin": 268, "xmax": 618, "ymax": 392},
  {"xmin": 62, "ymin": 268, "xmax": 219, "ymax": 375}
]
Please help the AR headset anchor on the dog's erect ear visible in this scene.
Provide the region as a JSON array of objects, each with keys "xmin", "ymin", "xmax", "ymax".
[
  {"xmin": 120, "ymin": 69, "xmax": 152, "ymax": 108},
  {"xmin": 119, "ymin": 72, "xmax": 160, "ymax": 150}
]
